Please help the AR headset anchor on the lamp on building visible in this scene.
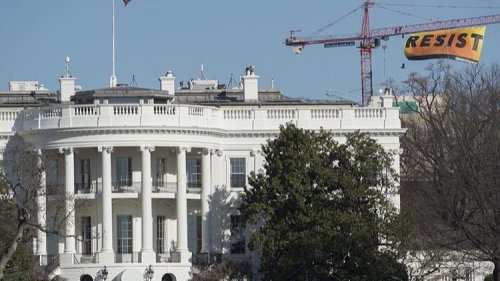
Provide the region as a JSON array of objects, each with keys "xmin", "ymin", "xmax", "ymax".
[
  {"xmin": 145, "ymin": 265, "xmax": 154, "ymax": 281},
  {"xmin": 101, "ymin": 266, "xmax": 108, "ymax": 280}
]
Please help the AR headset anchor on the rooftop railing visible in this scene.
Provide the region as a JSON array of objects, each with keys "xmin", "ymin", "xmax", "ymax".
[{"xmin": 18, "ymin": 103, "xmax": 401, "ymax": 132}]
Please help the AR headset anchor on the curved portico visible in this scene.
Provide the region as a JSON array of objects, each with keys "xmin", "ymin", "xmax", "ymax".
[{"xmin": 14, "ymin": 83, "xmax": 404, "ymax": 281}]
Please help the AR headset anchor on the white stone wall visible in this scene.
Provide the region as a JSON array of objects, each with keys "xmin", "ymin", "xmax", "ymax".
[{"xmin": 0, "ymin": 102, "xmax": 407, "ymax": 281}]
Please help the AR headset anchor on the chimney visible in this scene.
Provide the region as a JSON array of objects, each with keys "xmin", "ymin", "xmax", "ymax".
[
  {"xmin": 159, "ymin": 71, "xmax": 176, "ymax": 95},
  {"xmin": 381, "ymin": 87, "xmax": 395, "ymax": 108},
  {"xmin": 59, "ymin": 76, "xmax": 76, "ymax": 102},
  {"xmin": 58, "ymin": 56, "xmax": 76, "ymax": 102},
  {"xmin": 242, "ymin": 66, "xmax": 259, "ymax": 102}
]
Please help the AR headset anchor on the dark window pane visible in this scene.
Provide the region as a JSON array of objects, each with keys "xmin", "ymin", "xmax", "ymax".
[
  {"xmin": 230, "ymin": 158, "xmax": 246, "ymax": 188},
  {"xmin": 117, "ymin": 215, "xmax": 132, "ymax": 254},
  {"xmin": 230, "ymin": 215, "xmax": 246, "ymax": 254}
]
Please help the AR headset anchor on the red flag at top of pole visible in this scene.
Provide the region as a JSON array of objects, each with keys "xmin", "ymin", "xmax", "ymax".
[{"xmin": 123, "ymin": 0, "xmax": 131, "ymax": 6}]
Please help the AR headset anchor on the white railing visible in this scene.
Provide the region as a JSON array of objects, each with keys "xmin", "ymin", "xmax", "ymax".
[
  {"xmin": 354, "ymin": 108, "xmax": 384, "ymax": 118},
  {"xmin": 188, "ymin": 107, "xmax": 204, "ymax": 116},
  {"xmin": 74, "ymin": 105, "xmax": 98, "ymax": 116},
  {"xmin": 18, "ymin": 103, "xmax": 401, "ymax": 132},
  {"xmin": 41, "ymin": 107, "xmax": 62, "ymax": 118},
  {"xmin": 223, "ymin": 109, "xmax": 253, "ymax": 119},
  {"xmin": 311, "ymin": 109, "xmax": 340, "ymax": 119},
  {"xmin": 154, "ymin": 105, "xmax": 175, "ymax": 115},
  {"xmin": 0, "ymin": 110, "xmax": 18, "ymax": 121},
  {"xmin": 114, "ymin": 105, "xmax": 138, "ymax": 115},
  {"xmin": 267, "ymin": 109, "xmax": 297, "ymax": 119}
]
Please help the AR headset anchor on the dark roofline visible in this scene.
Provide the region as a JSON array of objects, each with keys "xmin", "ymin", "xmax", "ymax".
[
  {"xmin": 71, "ymin": 86, "xmax": 174, "ymax": 102},
  {"xmin": 0, "ymin": 91, "xmax": 59, "ymax": 107}
]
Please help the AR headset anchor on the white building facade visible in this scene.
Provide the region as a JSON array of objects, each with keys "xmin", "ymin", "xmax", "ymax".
[{"xmin": 0, "ymin": 68, "xmax": 406, "ymax": 281}]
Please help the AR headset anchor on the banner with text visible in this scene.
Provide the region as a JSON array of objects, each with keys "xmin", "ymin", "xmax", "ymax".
[{"xmin": 404, "ymin": 26, "xmax": 486, "ymax": 64}]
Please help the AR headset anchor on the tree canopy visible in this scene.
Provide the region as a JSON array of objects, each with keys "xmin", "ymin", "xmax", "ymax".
[
  {"xmin": 0, "ymin": 134, "xmax": 62, "ymax": 279},
  {"xmin": 0, "ymin": 172, "xmax": 49, "ymax": 281},
  {"xmin": 239, "ymin": 124, "xmax": 406, "ymax": 281},
  {"xmin": 401, "ymin": 62, "xmax": 500, "ymax": 280}
]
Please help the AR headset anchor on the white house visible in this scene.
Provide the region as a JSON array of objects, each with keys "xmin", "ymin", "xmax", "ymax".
[{"xmin": 0, "ymin": 66, "xmax": 405, "ymax": 281}]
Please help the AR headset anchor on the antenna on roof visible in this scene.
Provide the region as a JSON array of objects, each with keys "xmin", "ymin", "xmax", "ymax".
[
  {"xmin": 200, "ymin": 64, "xmax": 205, "ymax": 80},
  {"xmin": 227, "ymin": 73, "xmax": 240, "ymax": 89},
  {"xmin": 130, "ymin": 75, "xmax": 138, "ymax": 87},
  {"xmin": 63, "ymin": 56, "xmax": 71, "ymax": 78},
  {"xmin": 271, "ymin": 77, "xmax": 275, "ymax": 89}
]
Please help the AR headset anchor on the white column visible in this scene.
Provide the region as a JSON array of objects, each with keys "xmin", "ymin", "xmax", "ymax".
[
  {"xmin": 36, "ymin": 150, "xmax": 47, "ymax": 261},
  {"xmin": 59, "ymin": 147, "xmax": 75, "ymax": 265},
  {"xmin": 176, "ymin": 146, "xmax": 191, "ymax": 262},
  {"xmin": 98, "ymin": 146, "xmax": 114, "ymax": 263},
  {"xmin": 140, "ymin": 146, "xmax": 156, "ymax": 262},
  {"xmin": 201, "ymin": 149, "xmax": 211, "ymax": 253}
]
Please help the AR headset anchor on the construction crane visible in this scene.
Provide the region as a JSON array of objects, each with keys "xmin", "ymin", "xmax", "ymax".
[{"xmin": 285, "ymin": 1, "xmax": 500, "ymax": 106}]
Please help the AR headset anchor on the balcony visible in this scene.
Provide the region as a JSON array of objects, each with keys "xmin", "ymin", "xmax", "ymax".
[
  {"xmin": 75, "ymin": 182, "xmax": 98, "ymax": 194},
  {"xmin": 112, "ymin": 181, "xmax": 141, "ymax": 193},
  {"xmin": 157, "ymin": 252, "xmax": 181, "ymax": 263},
  {"xmin": 20, "ymin": 103, "xmax": 402, "ymax": 133},
  {"xmin": 153, "ymin": 181, "xmax": 177, "ymax": 193},
  {"xmin": 191, "ymin": 252, "xmax": 222, "ymax": 266},
  {"xmin": 46, "ymin": 181, "xmax": 201, "ymax": 196}
]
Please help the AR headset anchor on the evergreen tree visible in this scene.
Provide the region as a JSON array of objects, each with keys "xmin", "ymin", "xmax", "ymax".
[{"xmin": 240, "ymin": 124, "xmax": 406, "ymax": 281}]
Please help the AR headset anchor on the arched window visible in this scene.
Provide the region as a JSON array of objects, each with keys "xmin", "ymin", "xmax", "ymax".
[
  {"xmin": 161, "ymin": 273, "xmax": 175, "ymax": 281},
  {"xmin": 80, "ymin": 274, "xmax": 93, "ymax": 281}
]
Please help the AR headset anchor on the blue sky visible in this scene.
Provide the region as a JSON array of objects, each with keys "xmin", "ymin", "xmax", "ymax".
[{"xmin": 1, "ymin": 1, "xmax": 499, "ymax": 101}]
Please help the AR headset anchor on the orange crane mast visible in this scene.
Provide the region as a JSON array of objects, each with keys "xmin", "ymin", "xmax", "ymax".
[{"xmin": 285, "ymin": 1, "xmax": 500, "ymax": 106}]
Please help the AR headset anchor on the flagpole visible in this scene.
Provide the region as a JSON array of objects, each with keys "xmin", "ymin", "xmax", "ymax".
[{"xmin": 110, "ymin": 0, "xmax": 117, "ymax": 87}]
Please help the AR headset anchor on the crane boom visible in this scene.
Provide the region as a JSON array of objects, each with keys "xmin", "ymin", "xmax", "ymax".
[
  {"xmin": 285, "ymin": 0, "xmax": 500, "ymax": 106},
  {"xmin": 286, "ymin": 14, "xmax": 500, "ymax": 46},
  {"xmin": 373, "ymin": 14, "xmax": 500, "ymax": 38}
]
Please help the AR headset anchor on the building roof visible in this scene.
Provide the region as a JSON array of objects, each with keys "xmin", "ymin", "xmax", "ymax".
[
  {"xmin": 0, "ymin": 84, "xmax": 354, "ymax": 107},
  {"xmin": 0, "ymin": 91, "xmax": 58, "ymax": 107},
  {"xmin": 174, "ymin": 88, "xmax": 354, "ymax": 106},
  {"xmin": 71, "ymin": 86, "xmax": 174, "ymax": 103}
]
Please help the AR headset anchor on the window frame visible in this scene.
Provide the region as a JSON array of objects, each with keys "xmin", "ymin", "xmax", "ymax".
[
  {"xmin": 188, "ymin": 215, "xmax": 202, "ymax": 254},
  {"xmin": 81, "ymin": 216, "xmax": 92, "ymax": 256},
  {"xmin": 117, "ymin": 215, "xmax": 133, "ymax": 254},
  {"xmin": 156, "ymin": 215, "xmax": 166, "ymax": 254},
  {"xmin": 186, "ymin": 158, "xmax": 202, "ymax": 188},
  {"xmin": 116, "ymin": 156, "xmax": 132, "ymax": 187},
  {"xmin": 230, "ymin": 215, "xmax": 246, "ymax": 254},
  {"xmin": 80, "ymin": 158, "xmax": 91, "ymax": 190},
  {"xmin": 230, "ymin": 157, "xmax": 246, "ymax": 188},
  {"xmin": 155, "ymin": 157, "xmax": 167, "ymax": 187}
]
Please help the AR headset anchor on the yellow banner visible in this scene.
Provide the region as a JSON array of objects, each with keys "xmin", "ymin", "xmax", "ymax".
[{"xmin": 404, "ymin": 26, "xmax": 486, "ymax": 64}]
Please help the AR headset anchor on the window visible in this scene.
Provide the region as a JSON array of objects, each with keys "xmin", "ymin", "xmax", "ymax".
[
  {"xmin": 155, "ymin": 158, "xmax": 166, "ymax": 187},
  {"xmin": 80, "ymin": 158, "xmax": 91, "ymax": 190},
  {"xmin": 230, "ymin": 158, "xmax": 246, "ymax": 188},
  {"xmin": 188, "ymin": 215, "xmax": 202, "ymax": 254},
  {"xmin": 81, "ymin": 216, "xmax": 92, "ymax": 255},
  {"xmin": 230, "ymin": 215, "xmax": 245, "ymax": 254},
  {"xmin": 46, "ymin": 216, "xmax": 58, "ymax": 255},
  {"xmin": 46, "ymin": 158, "xmax": 61, "ymax": 194},
  {"xmin": 116, "ymin": 157, "xmax": 132, "ymax": 187},
  {"xmin": 117, "ymin": 215, "xmax": 132, "ymax": 254},
  {"xmin": 187, "ymin": 158, "xmax": 201, "ymax": 188},
  {"xmin": 156, "ymin": 216, "xmax": 165, "ymax": 254}
]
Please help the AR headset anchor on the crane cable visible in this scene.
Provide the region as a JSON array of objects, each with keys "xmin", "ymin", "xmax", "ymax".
[
  {"xmin": 310, "ymin": 3, "xmax": 365, "ymax": 36},
  {"xmin": 377, "ymin": 3, "xmax": 500, "ymax": 9},
  {"xmin": 375, "ymin": 4, "xmax": 437, "ymax": 22}
]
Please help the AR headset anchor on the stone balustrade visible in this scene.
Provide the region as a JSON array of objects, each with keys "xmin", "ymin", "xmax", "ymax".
[{"xmin": 12, "ymin": 103, "xmax": 400, "ymax": 132}]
